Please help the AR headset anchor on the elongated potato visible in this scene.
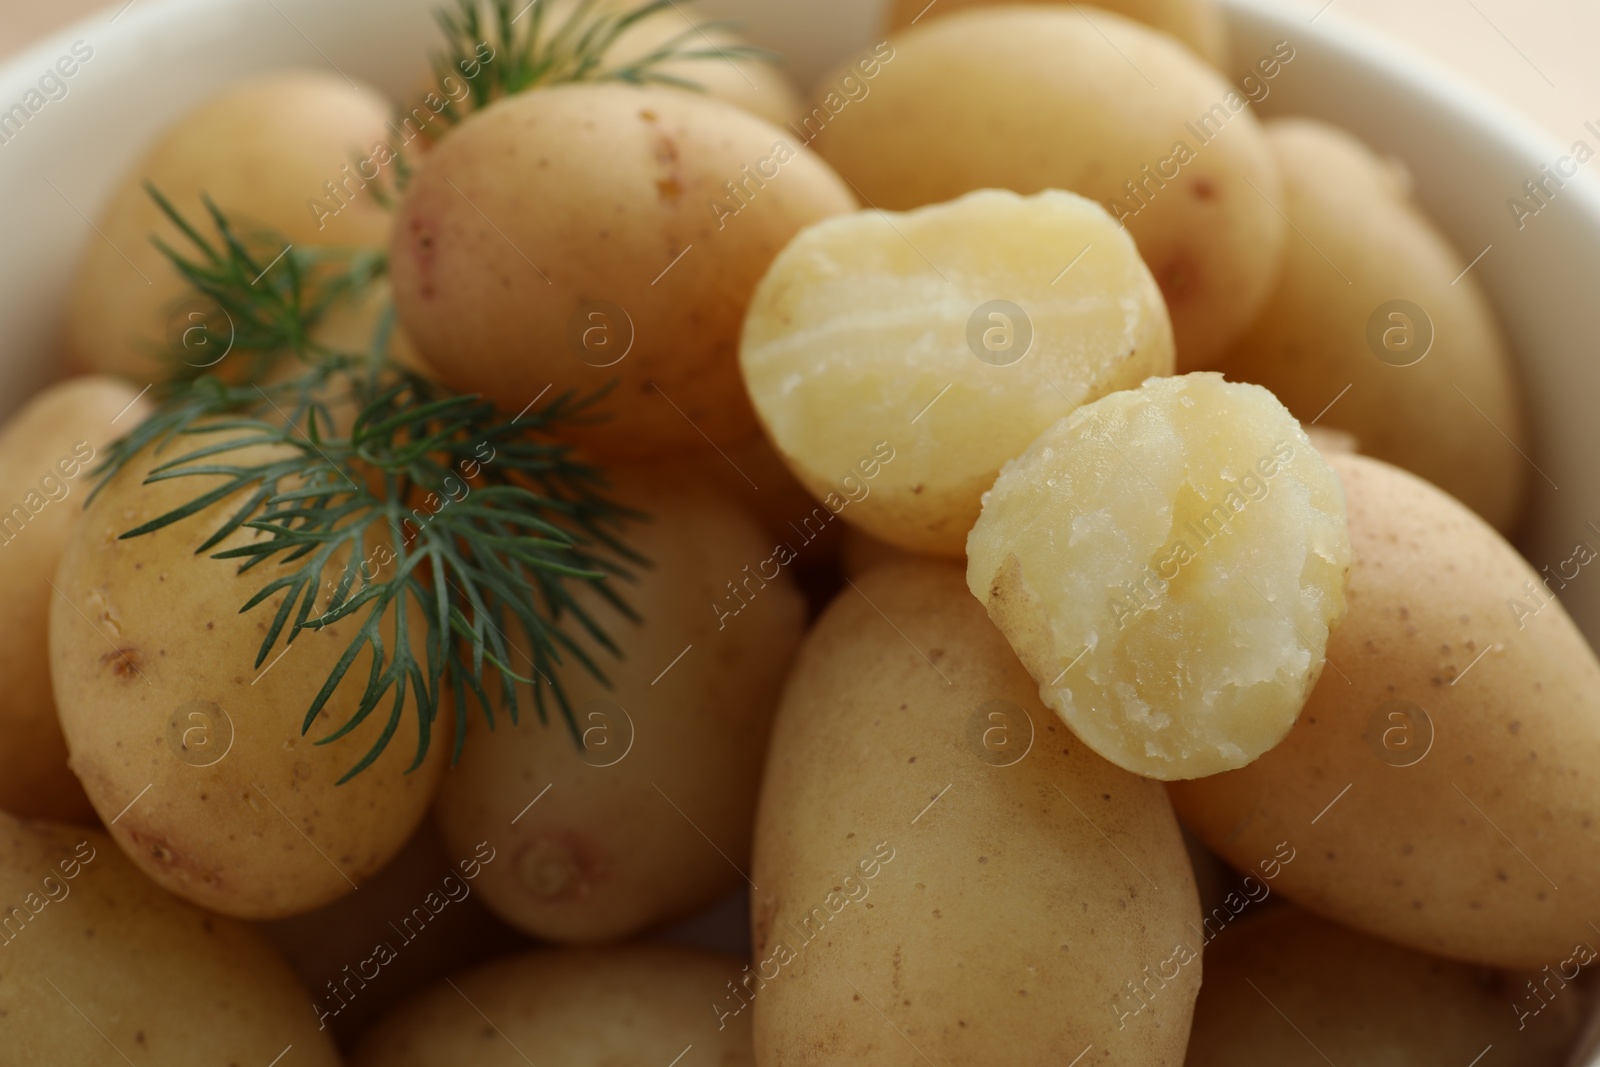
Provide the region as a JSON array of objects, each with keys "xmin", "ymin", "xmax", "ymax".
[
  {"xmin": 63, "ymin": 72, "xmax": 394, "ymax": 380},
  {"xmin": 1187, "ymin": 908, "xmax": 1584, "ymax": 1066},
  {"xmin": 1169, "ymin": 454, "xmax": 1600, "ymax": 968},
  {"xmin": 741, "ymin": 189, "xmax": 1174, "ymax": 555},
  {"xmin": 0, "ymin": 814, "xmax": 339, "ymax": 1066},
  {"xmin": 352, "ymin": 945, "xmax": 754, "ymax": 1066},
  {"xmin": 434, "ymin": 466, "xmax": 805, "ymax": 943},
  {"xmin": 883, "ymin": 0, "xmax": 1229, "ymax": 68},
  {"xmin": 0, "ymin": 377, "xmax": 147, "ymax": 822},
  {"xmin": 809, "ymin": 8, "xmax": 1286, "ymax": 369},
  {"xmin": 49, "ymin": 426, "xmax": 448, "ymax": 919},
  {"xmin": 1218, "ymin": 119, "xmax": 1528, "ymax": 533},
  {"xmin": 391, "ymin": 83, "xmax": 856, "ymax": 460},
  {"xmin": 751, "ymin": 562, "xmax": 1199, "ymax": 1064}
]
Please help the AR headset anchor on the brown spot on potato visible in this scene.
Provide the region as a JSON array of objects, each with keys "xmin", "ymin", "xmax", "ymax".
[{"xmin": 101, "ymin": 647, "xmax": 144, "ymax": 679}]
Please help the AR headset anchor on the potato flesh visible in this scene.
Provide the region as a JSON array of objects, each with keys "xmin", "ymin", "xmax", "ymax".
[
  {"xmin": 967, "ymin": 373, "xmax": 1350, "ymax": 778},
  {"xmin": 741, "ymin": 188, "xmax": 1173, "ymax": 555}
]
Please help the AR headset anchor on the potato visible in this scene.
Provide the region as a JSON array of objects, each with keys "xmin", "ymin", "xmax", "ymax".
[
  {"xmin": 751, "ymin": 562, "xmax": 1200, "ymax": 1064},
  {"xmin": 390, "ymin": 83, "xmax": 856, "ymax": 460},
  {"xmin": 0, "ymin": 814, "xmax": 339, "ymax": 1065},
  {"xmin": 352, "ymin": 944, "xmax": 754, "ymax": 1065},
  {"xmin": 49, "ymin": 425, "xmax": 448, "ymax": 919},
  {"xmin": 0, "ymin": 377, "xmax": 147, "ymax": 822},
  {"xmin": 808, "ymin": 8, "xmax": 1286, "ymax": 369},
  {"xmin": 741, "ymin": 189, "xmax": 1174, "ymax": 555},
  {"xmin": 1217, "ymin": 119, "xmax": 1528, "ymax": 534},
  {"xmin": 967, "ymin": 373, "xmax": 1350, "ymax": 780},
  {"xmin": 882, "ymin": 0, "xmax": 1229, "ymax": 68},
  {"xmin": 1168, "ymin": 453, "xmax": 1600, "ymax": 968},
  {"xmin": 1187, "ymin": 908, "xmax": 1585, "ymax": 1066},
  {"xmin": 63, "ymin": 72, "xmax": 394, "ymax": 380},
  {"xmin": 434, "ymin": 466, "xmax": 804, "ymax": 943}
]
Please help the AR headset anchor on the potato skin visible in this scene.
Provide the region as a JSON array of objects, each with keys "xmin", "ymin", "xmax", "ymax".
[
  {"xmin": 808, "ymin": 7, "xmax": 1285, "ymax": 370},
  {"xmin": 1217, "ymin": 119, "xmax": 1527, "ymax": 533},
  {"xmin": 0, "ymin": 378, "xmax": 147, "ymax": 822},
  {"xmin": 750, "ymin": 562, "xmax": 1199, "ymax": 1065},
  {"xmin": 1187, "ymin": 908, "xmax": 1584, "ymax": 1067},
  {"xmin": 49, "ymin": 428, "xmax": 448, "ymax": 919},
  {"xmin": 390, "ymin": 83, "xmax": 856, "ymax": 460},
  {"xmin": 63, "ymin": 72, "xmax": 393, "ymax": 379},
  {"xmin": 0, "ymin": 814, "xmax": 340, "ymax": 1066},
  {"xmin": 1169, "ymin": 454, "xmax": 1600, "ymax": 968},
  {"xmin": 434, "ymin": 466, "xmax": 805, "ymax": 943},
  {"xmin": 351, "ymin": 945, "xmax": 755, "ymax": 1066}
]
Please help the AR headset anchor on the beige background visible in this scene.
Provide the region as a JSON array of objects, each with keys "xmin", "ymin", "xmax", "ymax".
[{"xmin": 0, "ymin": 0, "xmax": 1594, "ymax": 144}]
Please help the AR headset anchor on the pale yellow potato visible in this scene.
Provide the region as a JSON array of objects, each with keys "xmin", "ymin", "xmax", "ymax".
[
  {"xmin": 1169, "ymin": 454, "xmax": 1600, "ymax": 968},
  {"xmin": 390, "ymin": 83, "xmax": 856, "ymax": 460},
  {"xmin": 808, "ymin": 8, "xmax": 1286, "ymax": 369},
  {"xmin": 883, "ymin": 0, "xmax": 1229, "ymax": 68},
  {"xmin": 0, "ymin": 377, "xmax": 147, "ymax": 822},
  {"xmin": 0, "ymin": 814, "xmax": 340, "ymax": 1066},
  {"xmin": 967, "ymin": 373, "xmax": 1351, "ymax": 780},
  {"xmin": 434, "ymin": 466, "xmax": 805, "ymax": 943},
  {"xmin": 742, "ymin": 189, "xmax": 1174, "ymax": 555},
  {"xmin": 1187, "ymin": 908, "xmax": 1585, "ymax": 1066},
  {"xmin": 63, "ymin": 72, "xmax": 394, "ymax": 380},
  {"xmin": 1219, "ymin": 119, "xmax": 1527, "ymax": 534},
  {"xmin": 751, "ymin": 562, "xmax": 1200, "ymax": 1064},
  {"xmin": 49, "ymin": 426, "xmax": 448, "ymax": 919},
  {"xmin": 352, "ymin": 945, "xmax": 755, "ymax": 1066}
]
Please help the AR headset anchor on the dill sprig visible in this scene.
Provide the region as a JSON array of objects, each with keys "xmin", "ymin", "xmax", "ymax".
[{"xmin": 96, "ymin": 191, "xmax": 640, "ymax": 782}]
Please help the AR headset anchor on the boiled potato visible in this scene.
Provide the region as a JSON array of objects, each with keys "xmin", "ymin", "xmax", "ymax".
[
  {"xmin": 741, "ymin": 189, "xmax": 1174, "ymax": 555},
  {"xmin": 0, "ymin": 814, "xmax": 339, "ymax": 1065},
  {"xmin": 1169, "ymin": 453, "xmax": 1600, "ymax": 968},
  {"xmin": 390, "ymin": 83, "xmax": 856, "ymax": 460},
  {"xmin": 751, "ymin": 562, "xmax": 1200, "ymax": 1064},
  {"xmin": 434, "ymin": 466, "xmax": 804, "ymax": 943},
  {"xmin": 1187, "ymin": 907, "xmax": 1585, "ymax": 1066},
  {"xmin": 968, "ymin": 373, "xmax": 1350, "ymax": 780},
  {"xmin": 49, "ymin": 425, "xmax": 448, "ymax": 919},
  {"xmin": 1218, "ymin": 118, "xmax": 1528, "ymax": 533},
  {"xmin": 0, "ymin": 377, "xmax": 147, "ymax": 822},
  {"xmin": 352, "ymin": 945, "xmax": 754, "ymax": 1065},
  {"xmin": 63, "ymin": 72, "xmax": 394, "ymax": 380},
  {"xmin": 809, "ymin": 7, "xmax": 1286, "ymax": 369},
  {"xmin": 882, "ymin": 0, "xmax": 1229, "ymax": 68}
]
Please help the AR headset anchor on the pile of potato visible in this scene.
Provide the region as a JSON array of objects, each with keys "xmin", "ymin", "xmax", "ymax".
[{"xmin": 2, "ymin": 0, "xmax": 1596, "ymax": 1063}]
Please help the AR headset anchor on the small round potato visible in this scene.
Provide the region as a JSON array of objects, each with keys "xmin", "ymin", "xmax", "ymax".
[
  {"xmin": 741, "ymin": 189, "xmax": 1174, "ymax": 555},
  {"xmin": 390, "ymin": 83, "xmax": 856, "ymax": 460},
  {"xmin": 434, "ymin": 466, "xmax": 805, "ymax": 943},
  {"xmin": 808, "ymin": 7, "xmax": 1287, "ymax": 369},
  {"xmin": 0, "ymin": 377, "xmax": 147, "ymax": 822},
  {"xmin": 0, "ymin": 814, "xmax": 340, "ymax": 1066},
  {"xmin": 63, "ymin": 72, "xmax": 394, "ymax": 380},
  {"xmin": 751, "ymin": 562, "xmax": 1200, "ymax": 1065},
  {"xmin": 49, "ymin": 427, "xmax": 448, "ymax": 919},
  {"xmin": 1169, "ymin": 454, "xmax": 1600, "ymax": 968},
  {"xmin": 1218, "ymin": 118, "xmax": 1528, "ymax": 533},
  {"xmin": 967, "ymin": 373, "xmax": 1351, "ymax": 780}
]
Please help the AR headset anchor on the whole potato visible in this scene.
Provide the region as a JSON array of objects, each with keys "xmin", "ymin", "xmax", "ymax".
[
  {"xmin": 434, "ymin": 466, "xmax": 805, "ymax": 943},
  {"xmin": 49, "ymin": 426, "xmax": 448, "ymax": 919},
  {"xmin": 808, "ymin": 8, "xmax": 1287, "ymax": 369},
  {"xmin": 882, "ymin": 0, "xmax": 1229, "ymax": 68},
  {"xmin": 0, "ymin": 814, "xmax": 339, "ymax": 1066},
  {"xmin": 0, "ymin": 377, "xmax": 147, "ymax": 822},
  {"xmin": 390, "ymin": 83, "xmax": 856, "ymax": 460},
  {"xmin": 1169, "ymin": 453, "xmax": 1600, "ymax": 968},
  {"xmin": 1217, "ymin": 118, "xmax": 1528, "ymax": 533},
  {"xmin": 352, "ymin": 945, "xmax": 755, "ymax": 1065},
  {"xmin": 751, "ymin": 562, "xmax": 1200, "ymax": 1064},
  {"xmin": 1187, "ymin": 907, "xmax": 1585, "ymax": 1066},
  {"xmin": 63, "ymin": 72, "xmax": 394, "ymax": 380}
]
